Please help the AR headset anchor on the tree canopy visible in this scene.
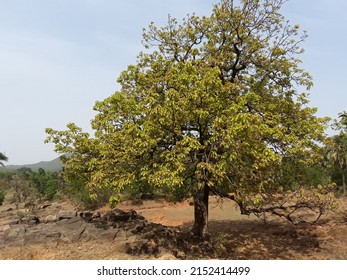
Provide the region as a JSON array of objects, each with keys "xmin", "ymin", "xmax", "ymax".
[{"xmin": 46, "ymin": 0, "xmax": 333, "ymax": 237}]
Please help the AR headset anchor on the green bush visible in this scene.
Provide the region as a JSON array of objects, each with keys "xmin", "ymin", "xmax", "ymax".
[
  {"xmin": 28, "ymin": 169, "xmax": 61, "ymax": 201},
  {"xmin": 62, "ymin": 178, "xmax": 114, "ymax": 210}
]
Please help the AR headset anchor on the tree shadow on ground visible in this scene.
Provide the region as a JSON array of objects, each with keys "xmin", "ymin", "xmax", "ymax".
[{"xmin": 181, "ymin": 219, "xmax": 321, "ymax": 259}]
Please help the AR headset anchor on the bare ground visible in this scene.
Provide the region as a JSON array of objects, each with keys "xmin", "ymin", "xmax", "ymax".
[{"xmin": 1, "ymin": 196, "xmax": 347, "ymax": 260}]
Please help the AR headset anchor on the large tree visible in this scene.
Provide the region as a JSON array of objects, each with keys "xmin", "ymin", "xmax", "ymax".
[{"xmin": 46, "ymin": 0, "xmax": 331, "ymax": 237}]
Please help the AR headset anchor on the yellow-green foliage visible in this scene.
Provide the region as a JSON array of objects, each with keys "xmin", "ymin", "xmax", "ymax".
[{"xmin": 45, "ymin": 0, "xmax": 329, "ymax": 207}]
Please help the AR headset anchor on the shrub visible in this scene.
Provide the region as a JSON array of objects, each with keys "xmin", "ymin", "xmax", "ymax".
[
  {"xmin": 28, "ymin": 169, "xmax": 61, "ymax": 201},
  {"xmin": 62, "ymin": 178, "xmax": 114, "ymax": 210}
]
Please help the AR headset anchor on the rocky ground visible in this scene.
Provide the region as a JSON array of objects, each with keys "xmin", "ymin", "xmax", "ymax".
[{"xmin": 1, "ymin": 196, "xmax": 347, "ymax": 260}]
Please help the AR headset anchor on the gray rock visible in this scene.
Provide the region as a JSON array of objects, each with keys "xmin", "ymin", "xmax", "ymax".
[
  {"xmin": 8, "ymin": 219, "xmax": 19, "ymax": 225},
  {"xmin": 58, "ymin": 211, "xmax": 77, "ymax": 220},
  {"xmin": 70, "ymin": 225, "xmax": 87, "ymax": 242},
  {"xmin": 65, "ymin": 216, "xmax": 83, "ymax": 225},
  {"xmin": 56, "ymin": 219, "xmax": 68, "ymax": 226},
  {"xmin": 22, "ymin": 215, "xmax": 40, "ymax": 225},
  {"xmin": 82, "ymin": 223, "xmax": 119, "ymax": 242},
  {"xmin": 57, "ymin": 217, "xmax": 86, "ymax": 241}
]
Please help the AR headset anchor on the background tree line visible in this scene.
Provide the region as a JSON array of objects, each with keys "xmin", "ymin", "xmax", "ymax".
[{"xmin": 0, "ymin": 167, "xmax": 61, "ymax": 207}]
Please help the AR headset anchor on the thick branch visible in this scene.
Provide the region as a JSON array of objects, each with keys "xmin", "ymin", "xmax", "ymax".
[{"xmin": 209, "ymin": 185, "xmax": 337, "ymax": 224}]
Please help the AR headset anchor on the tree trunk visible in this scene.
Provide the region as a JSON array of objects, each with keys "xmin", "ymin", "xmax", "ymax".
[{"xmin": 192, "ymin": 184, "xmax": 210, "ymax": 238}]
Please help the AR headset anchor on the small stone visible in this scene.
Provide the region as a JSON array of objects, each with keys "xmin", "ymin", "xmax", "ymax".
[
  {"xmin": 58, "ymin": 211, "xmax": 77, "ymax": 220},
  {"xmin": 7, "ymin": 219, "xmax": 19, "ymax": 225}
]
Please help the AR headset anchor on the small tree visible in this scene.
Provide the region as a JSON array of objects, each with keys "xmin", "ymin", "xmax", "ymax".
[
  {"xmin": 46, "ymin": 0, "xmax": 332, "ymax": 237},
  {"xmin": 0, "ymin": 152, "xmax": 8, "ymax": 167},
  {"xmin": 10, "ymin": 175, "xmax": 32, "ymax": 209},
  {"xmin": 326, "ymin": 112, "xmax": 347, "ymax": 194}
]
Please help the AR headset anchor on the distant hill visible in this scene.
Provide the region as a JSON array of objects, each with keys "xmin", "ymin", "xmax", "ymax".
[{"xmin": 0, "ymin": 157, "xmax": 64, "ymax": 172}]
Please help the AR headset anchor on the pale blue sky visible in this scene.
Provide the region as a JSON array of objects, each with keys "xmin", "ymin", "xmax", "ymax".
[{"xmin": 0, "ymin": 0, "xmax": 346, "ymax": 165}]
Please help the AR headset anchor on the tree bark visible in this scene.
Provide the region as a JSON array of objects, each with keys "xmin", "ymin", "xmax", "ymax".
[{"xmin": 192, "ymin": 184, "xmax": 210, "ymax": 238}]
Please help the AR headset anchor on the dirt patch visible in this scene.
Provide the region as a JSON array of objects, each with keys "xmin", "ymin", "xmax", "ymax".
[
  {"xmin": 117, "ymin": 197, "xmax": 258, "ymax": 226},
  {"xmin": 1, "ymin": 196, "xmax": 347, "ymax": 260}
]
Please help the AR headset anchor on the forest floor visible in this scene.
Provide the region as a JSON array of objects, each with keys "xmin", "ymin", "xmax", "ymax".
[{"xmin": 1, "ymin": 195, "xmax": 347, "ymax": 260}]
